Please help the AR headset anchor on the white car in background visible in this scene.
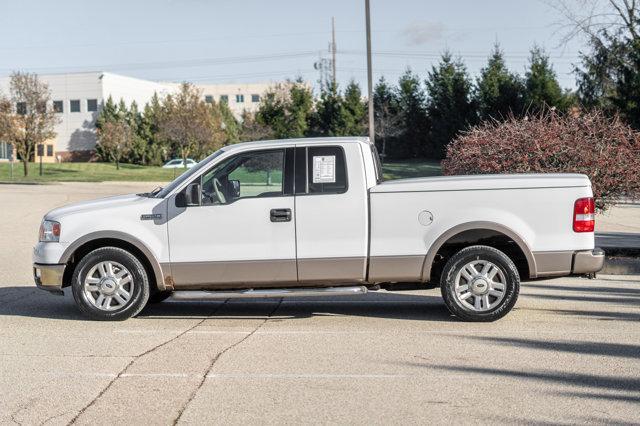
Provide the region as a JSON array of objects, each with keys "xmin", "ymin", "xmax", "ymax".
[{"xmin": 162, "ymin": 158, "xmax": 197, "ymax": 169}]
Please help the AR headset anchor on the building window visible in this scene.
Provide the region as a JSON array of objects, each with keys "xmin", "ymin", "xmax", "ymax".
[
  {"xmin": 236, "ymin": 94, "xmax": 244, "ymax": 103},
  {"xmin": 251, "ymin": 94, "xmax": 260, "ymax": 103},
  {"xmin": 220, "ymin": 95, "xmax": 228, "ymax": 104},
  {"xmin": 204, "ymin": 95, "xmax": 213, "ymax": 104},
  {"xmin": 16, "ymin": 102, "xmax": 27, "ymax": 115},
  {"xmin": 53, "ymin": 101, "xmax": 64, "ymax": 113},
  {"xmin": 0, "ymin": 142, "xmax": 9, "ymax": 159},
  {"xmin": 46, "ymin": 145, "xmax": 54, "ymax": 156},
  {"xmin": 70, "ymin": 100, "xmax": 81, "ymax": 113},
  {"xmin": 87, "ymin": 99, "xmax": 98, "ymax": 112}
]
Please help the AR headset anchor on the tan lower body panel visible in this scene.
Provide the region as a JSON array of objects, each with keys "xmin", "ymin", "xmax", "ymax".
[
  {"xmin": 166, "ymin": 259, "xmax": 298, "ymax": 289},
  {"xmin": 532, "ymin": 251, "xmax": 574, "ymax": 277},
  {"xmin": 368, "ymin": 255, "xmax": 425, "ymax": 282},
  {"xmin": 166, "ymin": 258, "xmax": 367, "ymax": 289},
  {"xmin": 297, "ymin": 257, "xmax": 367, "ymax": 284}
]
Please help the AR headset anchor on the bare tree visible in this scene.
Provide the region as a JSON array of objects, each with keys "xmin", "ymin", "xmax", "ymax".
[
  {"xmin": 548, "ymin": 0, "xmax": 639, "ymax": 45},
  {"xmin": 374, "ymin": 101, "xmax": 402, "ymax": 160},
  {"xmin": 97, "ymin": 121, "xmax": 134, "ymax": 170},
  {"xmin": 158, "ymin": 83, "xmax": 222, "ymax": 167},
  {"xmin": 239, "ymin": 111, "xmax": 273, "ymax": 142},
  {"xmin": 0, "ymin": 72, "xmax": 58, "ymax": 176},
  {"xmin": 0, "ymin": 98, "xmax": 18, "ymax": 155}
]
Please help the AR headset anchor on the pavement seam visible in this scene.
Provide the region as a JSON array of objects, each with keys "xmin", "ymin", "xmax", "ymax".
[
  {"xmin": 172, "ymin": 298, "xmax": 283, "ymax": 425},
  {"xmin": 66, "ymin": 300, "xmax": 229, "ymax": 425}
]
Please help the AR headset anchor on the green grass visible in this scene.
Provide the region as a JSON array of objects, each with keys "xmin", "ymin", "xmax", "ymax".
[
  {"xmin": 0, "ymin": 159, "xmax": 441, "ymax": 183},
  {"xmin": 0, "ymin": 162, "xmax": 184, "ymax": 183},
  {"xmin": 381, "ymin": 159, "xmax": 442, "ymax": 180}
]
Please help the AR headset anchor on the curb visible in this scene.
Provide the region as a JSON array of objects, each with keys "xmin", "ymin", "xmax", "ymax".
[
  {"xmin": 601, "ymin": 256, "xmax": 640, "ymax": 275},
  {"xmin": 0, "ymin": 181, "xmax": 56, "ymax": 185}
]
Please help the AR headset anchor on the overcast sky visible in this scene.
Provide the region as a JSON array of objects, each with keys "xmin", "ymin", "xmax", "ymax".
[{"xmin": 0, "ymin": 0, "xmax": 586, "ymax": 92}]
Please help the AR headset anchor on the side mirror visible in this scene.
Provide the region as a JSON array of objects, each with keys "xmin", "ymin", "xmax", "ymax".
[
  {"xmin": 175, "ymin": 191, "xmax": 187, "ymax": 208},
  {"xmin": 175, "ymin": 182, "xmax": 201, "ymax": 207},
  {"xmin": 229, "ymin": 180, "xmax": 241, "ymax": 198}
]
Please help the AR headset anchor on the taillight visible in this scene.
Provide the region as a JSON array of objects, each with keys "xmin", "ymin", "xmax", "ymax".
[{"xmin": 573, "ymin": 197, "xmax": 595, "ymax": 232}]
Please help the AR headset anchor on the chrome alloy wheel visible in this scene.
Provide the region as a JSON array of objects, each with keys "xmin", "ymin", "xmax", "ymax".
[
  {"xmin": 454, "ymin": 260, "xmax": 507, "ymax": 312},
  {"xmin": 83, "ymin": 261, "xmax": 135, "ymax": 311}
]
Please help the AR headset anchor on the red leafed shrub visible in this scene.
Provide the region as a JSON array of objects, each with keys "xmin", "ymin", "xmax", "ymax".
[{"xmin": 442, "ymin": 111, "xmax": 640, "ymax": 209}]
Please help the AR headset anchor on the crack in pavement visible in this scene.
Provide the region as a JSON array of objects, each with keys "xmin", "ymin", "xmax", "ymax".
[
  {"xmin": 172, "ymin": 298, "xmax": 283, "ymax": 425},
  {"xmin": 66, "ymin": 300, "xmax": 229, "ymax": 425},
  {"xmin": 9, "ymin": 397, "xmax": 37, "ymax": 426},
  {"xmin": 39, "ymin": 410, "xmax": 73, "ymax": 426}
]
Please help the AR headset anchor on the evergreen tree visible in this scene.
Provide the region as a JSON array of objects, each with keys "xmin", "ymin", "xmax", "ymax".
[
  {"xmin": 524, "ymin": 46, "xmax": 570, "ymax": 113},
  {"xmin": 217, "ymin": 101, "xmax": 240, "ymax": 145},
  {"xmin": 287, "ymin": 80, "xmax": 313, "ymax": 137},
  {"xmin": 310, "ymin": 82, "xmax": 347, "ymax": 136},
  {"xmin": 395, "ymin": 70, "xmax": 428, "ymax": 158},
  {"xmin": 126, "ymin": 101, "xmax": 147, "ymax": 165},
  {"xmin": 577, "ymin": 35, "xmax": 640, "ymax": 128},
  {"xmin": 476, "ymin": 44, "xmax": 526, "ymax": 120},
  {"xmin": 256, "ymin": 79, "xmax": 313, "ymax": 139},
  {"xmin": 95, "ymin": 96, "xmax": 121, "ymax": 162},
  {"xmin": 140, "ymin": 93, "xmax": 167, "ymax": 166},
  {"xmin": 256, "ymin": 87, "xmax": 286, "ymax": 138},
  {"xmin": 342, "ymin": 80, "xmax": 367, "ymax": 136},
  {"xmin": 425, "ymin": 53, "xmax": 477, "ymax": 159},
  {"xmin": 95, "ymin": 96, "xmax": 119, "ymax": 130}
]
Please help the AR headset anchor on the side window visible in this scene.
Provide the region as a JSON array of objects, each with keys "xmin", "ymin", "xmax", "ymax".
[
  {"xmin": 200, "ymin": 150, "xmax": 285, "ymax": 205},
  {"xmin": 306, "ymin": 146, "xmax": 347, "ymax": 194}
]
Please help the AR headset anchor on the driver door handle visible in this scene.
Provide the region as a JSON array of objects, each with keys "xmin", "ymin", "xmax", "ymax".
[{"xmin": 270, "ymin": 208, "xmax": 292, "ymax": 222}]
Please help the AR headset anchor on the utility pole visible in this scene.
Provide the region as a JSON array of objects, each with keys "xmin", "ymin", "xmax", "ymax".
[
  {"xmin": 38, "ymin": 144, "xmax": 43, "ymax": 176},
  {"xmin": 365, "ymin": 0, "xmax": 374, "ymax": 144},
  {"xmin": 331, "ymin": 17, "xmax": 337, "ymax": 87}
]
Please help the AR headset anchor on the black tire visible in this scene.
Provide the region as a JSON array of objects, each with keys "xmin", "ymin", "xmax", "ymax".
[
  {"xmin": 71, "ymin": 247, "xmax": 150, "ymax": 321},
  {"xmin": 440, "ymin": 245, "xmax": 520, "ymax": 322},
  {"xmin": 148, "ymin": 290, "xmax": 173, "ymax": 304}
]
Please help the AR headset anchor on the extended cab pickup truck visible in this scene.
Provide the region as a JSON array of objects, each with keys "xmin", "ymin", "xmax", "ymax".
[{"xmin": 33, "ymin": 137, "xmax": 604, "ymax": 321}]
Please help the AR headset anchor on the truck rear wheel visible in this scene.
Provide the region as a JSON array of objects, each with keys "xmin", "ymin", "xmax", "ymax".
[
  {"xmin": 71, "ymin": 247, "xmax": 150, "ymax": 321},
  {"xmin": 440, "ymin": 245, "xmax": 519, "ymax": 322}
]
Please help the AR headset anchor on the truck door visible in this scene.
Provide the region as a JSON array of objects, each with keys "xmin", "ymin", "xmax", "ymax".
[
  {"xmin": 294, "ymin": 144, "xmax": 369, "ymax": 284},
  {"xmin": 167, "ymin": 148, "xmax": 297, "ymax": 288}
]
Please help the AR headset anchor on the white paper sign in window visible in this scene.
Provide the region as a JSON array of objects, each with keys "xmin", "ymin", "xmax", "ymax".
[{"xmin": 312, "ymin": 155, "xmax": 336, "ymax": 183}]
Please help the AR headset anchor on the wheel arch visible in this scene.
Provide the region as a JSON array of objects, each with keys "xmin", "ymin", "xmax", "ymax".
[
  {"xmin": 422, "ymin": 221, "xmax": 537, "ymax": 283},
  {"xmin": 60, "ymin": 231, "xmax": 168, "ymax": 292}
]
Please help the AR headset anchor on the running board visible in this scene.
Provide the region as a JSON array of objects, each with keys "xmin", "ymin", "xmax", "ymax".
[{"xmin": 171, "ymin": 286, "xmax": 368, "ymax": 300}]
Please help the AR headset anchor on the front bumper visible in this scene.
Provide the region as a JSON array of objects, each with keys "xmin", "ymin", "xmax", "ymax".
[
  {"xmin": 572, "ymin": 248, "xmax": 605, "ymax": 274},
  {"xmin": 33, "ymin": 263, "xmax": 66, "ymax": 295}
]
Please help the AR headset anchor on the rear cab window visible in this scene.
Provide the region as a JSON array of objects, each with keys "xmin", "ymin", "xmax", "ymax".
[{"xmin": 295, "ymin": 146, "xmax": 348, "ymax": 195}]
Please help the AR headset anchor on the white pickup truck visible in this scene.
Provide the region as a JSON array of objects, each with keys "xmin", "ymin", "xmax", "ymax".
[{"xmin": 33, "ymin": 137, "xmax": 604, "ymax": 321}]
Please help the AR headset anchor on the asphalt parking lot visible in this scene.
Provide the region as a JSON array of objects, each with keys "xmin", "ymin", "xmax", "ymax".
[{"xmin": 1, "ymin": 183, "xmax": 639, "ymax": 425}]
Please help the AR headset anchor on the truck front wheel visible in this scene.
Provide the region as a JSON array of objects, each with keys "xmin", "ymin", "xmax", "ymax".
[
  {"xmin": 71, "ymin": 247, "xmax": 150, "ymax": 321},
  {"xmin": 440, "ymin": 245, "xmax": 520, "ymax": 322}
]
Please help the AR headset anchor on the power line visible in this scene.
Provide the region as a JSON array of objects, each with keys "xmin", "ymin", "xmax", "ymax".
[
  {"xmin": 0, "ymin": 51, "xmax": 320, "ymax": 74},
  {"xmin": 340, "ymin": 49, "xmax": 582, "ymax": 60}
]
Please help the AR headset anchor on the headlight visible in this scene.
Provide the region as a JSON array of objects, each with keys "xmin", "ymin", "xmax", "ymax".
[{"xmin": 39, "ymin": 220, "xmax": 61, "ymax": 242}]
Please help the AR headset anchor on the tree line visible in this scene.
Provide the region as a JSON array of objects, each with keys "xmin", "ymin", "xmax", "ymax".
[
  {"xmin": 249, "ymin": 45, "xmax": 576, "ymax": 161},
  {"xmin": 1, "ymin": 0, "xmax": 639, "ymax": 175}
]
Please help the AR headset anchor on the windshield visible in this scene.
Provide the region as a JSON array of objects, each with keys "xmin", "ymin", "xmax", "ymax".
[{"xmin": 154, "ymin": 149, "xmax": 225, "ymax": 198}]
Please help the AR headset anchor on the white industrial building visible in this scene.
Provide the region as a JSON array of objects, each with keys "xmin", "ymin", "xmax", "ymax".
[{"xmin": 0, "ymin": 72, "xmax": 274, "ymax": 162}]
